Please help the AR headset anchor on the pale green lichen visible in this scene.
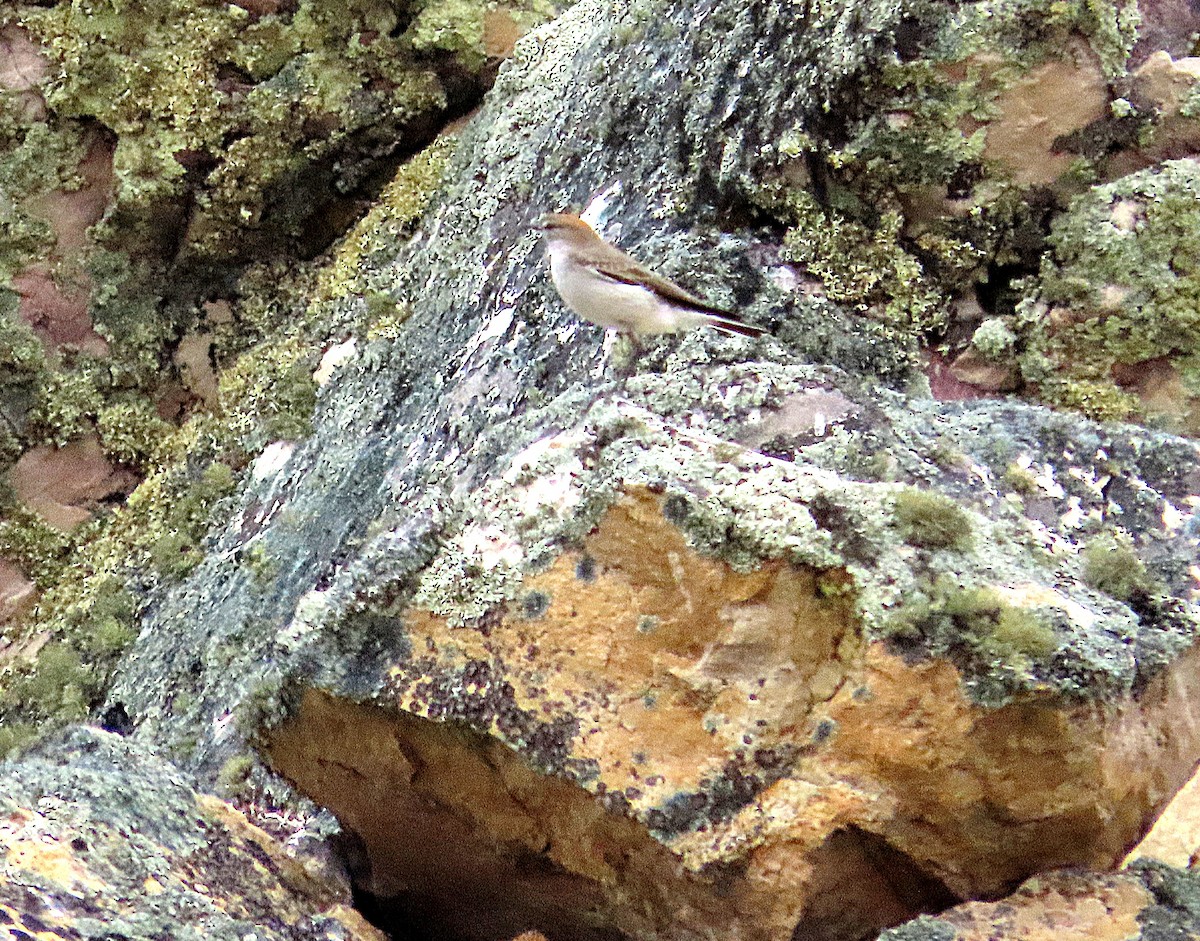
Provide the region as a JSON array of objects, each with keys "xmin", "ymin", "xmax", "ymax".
[
  {"xmin": 17, "ymin": 0, "xmax": 449, "ymax": 260},
  {"xmin": 0, "ymin": 501, "xmax": 72, "ymax": 588},
  {"xmin": 762, "ymin": 187, "xmax": 947, "ymax": 336},
  {"xmin": 28, "ymin": 369, "xmax": 104, "ymax": 448},
  {"xmin": 971, "ymin": 318, "xmax": 1017, "ymax": 359},
  {"xmin": 97, "ymin": 398, "xmax": 175, "ymax": 471},
  {"xmin": 750, "ymin": 0, "xmax": 1141, "ymax": 384},
  {"xmin": 317, "ymin": 134, "xmax": 456, "ymax": 304},
  {"xmin": 1016, "ymin": 160, "xmax": 1200, "ymax": 429}
]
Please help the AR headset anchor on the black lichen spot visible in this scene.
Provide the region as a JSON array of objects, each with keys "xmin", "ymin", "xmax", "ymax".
[
  {"xmin": 808, "ymin": 493, "xmax": 878, "ymax": 564},
  {"xmin": 401, "ymin": 657, "xmax": 589, "ymax": 777},
  {"xmin": 600, "ymin": 789, "xmax": 633, "ymax": 816},
  {"xmin": 1131, "ymin": 859, "xmax": 1200, "ymax": 938},
  {"xmin": 946, "ymin": 161, "xmax": 983, "ymax": 200},
  {"xmin": 662, "ymin": 494, "xmax": 690, "ymax": 525},
  {"xmin": 16, "ymin": 914, "xmax": 50, "ymax": 936},
  {"xmin": 812, "ymin": 718, "xmax": 836, "ymax": 744},
  {"xmin": 471, "ymin": 606, "xmax": 505, "ymax": 637},
  {"xmin": 575, "ymin": 555, "xmax": 597, "ymax": 582},
  {"xmin": 521, "ymin": 590, "xmax": 550, "ymax": 620},
  {"xmin": 645, "ymin": 750, "xmax": 799, "ymax": 836}
]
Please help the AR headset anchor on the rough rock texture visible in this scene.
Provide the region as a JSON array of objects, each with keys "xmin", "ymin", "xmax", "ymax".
[
  {"xmin": 0, "ymin": 0, "xmax": 557, "ymax": 679},
  {"xmin": 1129, "ymin": 764, "xmax": 1200, "ymax": 868},
  {"xmin": 0, "ymin": 725, "xmax": 382, "ymax": 941},
  {"xmin": 60, "ymin": 0, "xmax": 1199, "ymax": 938},
  {"xmin": 1, "ymin": 0, "xmax": 1200, "ymax": 939},
  {"xmin": 878, "ymin": 862, "xmax": 1200, "ymax": 940}
]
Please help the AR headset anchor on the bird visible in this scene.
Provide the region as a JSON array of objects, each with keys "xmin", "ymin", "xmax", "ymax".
[{"xmin": 537, "ymin": 212, "xmax": 765, "ymax": 339}]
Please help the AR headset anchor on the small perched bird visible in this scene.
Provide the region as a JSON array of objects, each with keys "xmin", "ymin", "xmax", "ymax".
[{"xmin": 538, "ymin": 212, "xmax": 764, "ymax": 338}]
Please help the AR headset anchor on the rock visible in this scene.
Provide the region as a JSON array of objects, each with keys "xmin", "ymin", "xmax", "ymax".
[
  {"xmin": 1131, "ymin": 0, "xmax": 1200, "ymax": 64},
  {"xmin": 948, "ymin": 348, "xmax": 1022, "ymax": 393},
  {"xmin": 174, "ymin": 331, "xmax": 220, "ymax": 407},
  {"xmin": 879, "ymin": 863, "xmax": 1200, "ymax": 940},
  {"xmin": 8, "ymin": 435, "xmax": 139, "ymax": 531},
  {"xmin": 1128, "ymin": 765, "xmax": 1200, "ymax": 867},
  {"xmin": 0, "ymin": 558, "xmax": 36, "ymax": 626},
  {"xmin": 0, "ymin": 0, "xmax": 1194, "ymax": 938},
  {"xmin": 0, "ymin": 726, "xmax": 384, "ymax": 941},
  {"xmin": 981, "ymin": 41, "xmax": 1110, "ymax": 186},
  {"xmin": 91, "ymin": 0, "xmax": 1200, "ymax": 936},
  {"xmin": 0, "ymin": 25, "xmax": 49, "ymax": 122},
  {"xmin": 1015, "ymin": 158, "xmax": 1200, "ymax": 431},
  {"xmin": 1131, "ymin": 51, "xmax": 1200, "ymax": 161}
]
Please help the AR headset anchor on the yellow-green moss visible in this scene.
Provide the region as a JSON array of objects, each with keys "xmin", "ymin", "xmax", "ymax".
[
  {"xmin": 883, "ymin": 577, "xmax": 1060, "ymax": 673},
  {"xmin": 18, "ymin": 0, "xmax": 450, "ymax": 261},
  {"xmin": 0, "ymin": 721, "xmax": 39, "ymax": 760},
  {"xmin": 1, "ymin": 642, "xmax": 100, "ymax": 723},
  {"xmin": 1002, "ymin": 463, "xmax": 1039, "ymax": 496},
  {"xmin": 892, "ymin": 488, "xmax": 974, "ymax": 551},
  {"xmin": 318, "ymin": 135, "xmax": 456, "ymax": 303},
  {"xmin": 146, "ymin": 461, "xmax": 238, "ymax": 580},
  {"xmin": 216, "ymin": 753, "xmax": 256, "ymax": 794},
  {"xmin": 0, "ymin": 307, "xmax": 46, "ymax": 377},
  {"xmin": 1038, "ymin": 377, "xmax": 1142, "ymax": 424},
  {"xmin": 1018, "ymin": 160, "xmax": 1200, "ymax": 428},
  {"xmin": 97, "ymin": 399, "xmax": 175, "ymax": 470},
  {"xmin": 1082, "ymin": 531, "xmax": 1156, "ymax": 602}
]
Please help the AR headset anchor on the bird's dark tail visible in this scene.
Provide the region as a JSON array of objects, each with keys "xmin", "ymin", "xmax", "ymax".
[{"xmin": 706, "ymin": 314, "xmax": 766, "ymax": 338}]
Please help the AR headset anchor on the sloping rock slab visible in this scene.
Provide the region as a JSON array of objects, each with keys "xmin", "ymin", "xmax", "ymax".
[{"xmin": 0, "ymin": 727, "xmax": 381, "ymax": 941}]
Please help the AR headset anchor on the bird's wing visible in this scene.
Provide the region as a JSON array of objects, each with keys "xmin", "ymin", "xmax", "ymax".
[{"xmin": 591, "ymin": 252, "xmax": 732, "ymax": 315}]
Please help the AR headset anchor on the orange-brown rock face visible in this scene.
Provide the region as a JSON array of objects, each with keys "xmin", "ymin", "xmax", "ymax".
[
  {"xmin": 267, "ymin": 488, "xmax": 1200, "ymax": 941},
  {"xmin": 0, "ymin": 728, "xmax": 383, "ymax": 941},
  {"xmin": 881, "ymin": 869, "xmax": 1153, "ymax": 940}
]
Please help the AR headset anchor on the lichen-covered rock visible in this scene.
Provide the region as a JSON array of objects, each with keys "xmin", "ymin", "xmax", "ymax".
[
  {"xmin": 65, "ymin": 0, "xmax": 1200, "ymax": 938},
  {"xmin": 0, "ymin": 0, "xmax": 547, "ymax": 734},
  {"xmin": 0, "ymin": 0, "xmax": 1198, "ymax": 937},
  {"xmin": 0, "ymin": 725, "xmax": 383, "ymax": 941},
  {"xmin": 879, "ymin": 862, "xmax": 1200, "ymax": 941},
  {"xmin": 1015, "ymin": 158, "xmax": 1200, "ymax": 430}
]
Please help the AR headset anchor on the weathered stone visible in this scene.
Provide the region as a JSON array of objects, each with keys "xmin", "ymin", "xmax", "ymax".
[
  {"xmin": 879, "ymin": 864, "xmax": 1200, "ymax": 941},
  {"xmin": 982, "ymin": 42, "xmax": 1110, "ymax": 186},
  {"xmin": 8, "ymin": 435, "xmax": 139, "ymax": 531},
  {"xmin": 1129, "ymin": 765, "xmax": 1200, "ymax": 867},
  {"xmin": 1131, "ymin": 51, "xmax": 1200, "ymax": 161},
  {"xmin": 948, "ymin": 348, "xmax": 1022, "ymax": 393},
  {"xmin": 15, "ymin": 0, "xmax": 1190, "ymax": 939},
  {"xmin": 0, "ymin": 726, "xmax": 384, "ymax": 941},
  {"xmin": 0, "ymin": 558, "xmax": 36, "ymax": 626}
]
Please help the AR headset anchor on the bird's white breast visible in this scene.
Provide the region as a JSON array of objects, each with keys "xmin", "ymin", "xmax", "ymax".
[{"xmin": 547, "ymin": 245, "xmax": 706, "ymax": 334}]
